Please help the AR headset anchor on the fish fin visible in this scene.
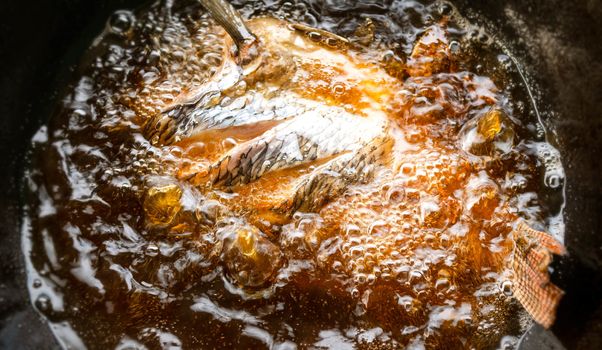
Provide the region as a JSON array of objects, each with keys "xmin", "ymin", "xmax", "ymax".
[
  {"xmin": 284, "ymin": 152, "xmax": 356, "ymax": 213},
  {"xmin": 511, "ymin": 221, "xmax": 566, "ymax": 328}
]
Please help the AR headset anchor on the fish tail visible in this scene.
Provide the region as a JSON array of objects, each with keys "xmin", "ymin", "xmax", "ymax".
[
  {"xmin": 284, "ymin": 135, "xmax": 393, "ymax": 214},
  {"xmin": 511, "ymin": 220, "xmax": 566, "ymax": 328}
]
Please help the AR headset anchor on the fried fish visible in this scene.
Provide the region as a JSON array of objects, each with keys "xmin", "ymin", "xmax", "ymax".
[{"xmin": 136, "ymin": 0, "xmax": 564, "ymax": 337}]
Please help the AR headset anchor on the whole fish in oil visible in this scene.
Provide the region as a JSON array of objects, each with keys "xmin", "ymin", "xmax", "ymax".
[{"xmin": 23, "ymin": 0, "xmax": 567, "ymax": 348}]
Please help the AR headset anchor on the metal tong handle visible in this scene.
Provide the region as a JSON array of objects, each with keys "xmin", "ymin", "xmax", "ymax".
[{"xmin": 199, "ymin": 0, "xmax": 256, "ymax": 53}]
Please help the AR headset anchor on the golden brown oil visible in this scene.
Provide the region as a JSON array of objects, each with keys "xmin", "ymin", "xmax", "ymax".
[{"xmin": 22, "ymin": 0, "xmax": 565, "ymax": 349}]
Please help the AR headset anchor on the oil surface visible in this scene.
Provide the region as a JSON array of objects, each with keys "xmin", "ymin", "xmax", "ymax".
[{"xmin": 22, "ymin": 0, "xmax": 565, "ymax": 349}]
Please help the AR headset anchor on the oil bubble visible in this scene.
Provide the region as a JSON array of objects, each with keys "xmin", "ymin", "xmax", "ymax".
[
  {"xmin": 354, "ymin": 273, "xmax": 367, "ymax": 284},
  {"xmin": 397, "ymin": 295, "xmax": 414, "ymax": 312},
  {"xmin": 438, "ymin": 2, "xmax": 453, "ymax": 15},
  {"xmin": 280, "ymin": 1, "xmax": 294, "ymax": 13},
  {"xmin": 308, "ymin": 32, "xmax": 322, "ymax": 42},
  {"xmin": 500, "ymin": 280, "xmax": 513, "ymax": 296},
  {"xmin": 325, "ymin": 37, "xmax": 339, "ymax": 47},
  {"xmin": 449, "ymin": 41, "xmax": 461, "ymax": 55},
  {"xmin": 145, "ymin": 243, "xmax": 160, "ymax": 257},
  {"xmin": 497, "ymin": 54, "xmax": 513, "ymax": 70},
  {"xmin": 302, "ymin": 14, "xmax": 318, "ymax": 27},
  {"xmin": 544, "ymin": 173, "xmax": 563, "ymax": 189},
  {"xmin": 499, "ymin": 335, "xmax": 518, "ymax": 350},
  {"xmin": 108, "ymin": 10, "xmax": 135, "ymax": 36},
  {"xmin": 332, "ymin": 83, "xmax": 346, "ymax": 95},
  {"xmin": 35, "ymin": 294, "xmax": 53, "ymax": 314},
  {"xmin": 435, "ymin": 278, "xmax": 450, "ymax": 290},
  {"xmin": 221, "ymin": 137, "xmax": 238, "ymax": 149}
]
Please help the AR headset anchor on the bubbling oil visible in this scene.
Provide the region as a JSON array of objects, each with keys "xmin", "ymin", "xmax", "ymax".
[{"xmin": 22, "ymin": 0, "xmax": 565, "ymax": 349}]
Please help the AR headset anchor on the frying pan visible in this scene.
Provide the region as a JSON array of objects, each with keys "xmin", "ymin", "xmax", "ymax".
[{"xmin": 0, "ymin": 0, "xmax": 600, "ymax": 348}]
